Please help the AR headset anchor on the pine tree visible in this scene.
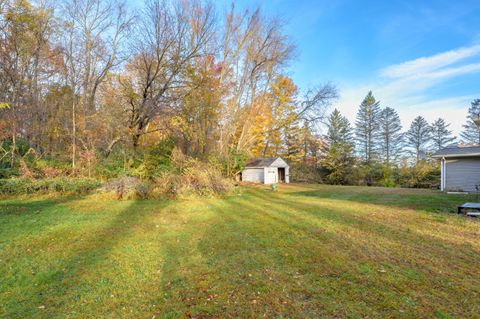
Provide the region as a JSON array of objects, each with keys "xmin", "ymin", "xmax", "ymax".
[
  {"xmin": 355, "ymin": 91, "xmax": 381, "ymax": 163},
  {"xmin": 460, "ymin": 99, "xmax": 480, "ymax": 144},
  {"xmin": 325, "ymin": 109, "xmax": 353, "ymax": 146},
  {"xmin": 379, "ymin": 107, "xmax": 403, "ymax": 164},
  {"xmin": 322, "ymin": 143, "xmax": 355, "ymax": 185},
  {"xmin": 406, "ymin": 116, "xmax": 431, "ymax": 163},
  {"xmin": 431, "ymin": 118, "xmax": 456, "ymax": 150}
]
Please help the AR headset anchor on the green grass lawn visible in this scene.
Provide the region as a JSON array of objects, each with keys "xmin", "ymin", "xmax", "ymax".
[{"xmin": 1, "ymin": 184, "xmax": 479, "ymax": 318}]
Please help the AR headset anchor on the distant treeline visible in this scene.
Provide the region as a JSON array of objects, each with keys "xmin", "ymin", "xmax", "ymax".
[{"xmin": 306, "ymin": 95, "xmax": 480, "ymax": 187}]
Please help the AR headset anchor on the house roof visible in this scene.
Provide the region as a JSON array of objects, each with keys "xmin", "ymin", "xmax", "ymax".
[
  {"xmin": 432, "ymin": 145, "xmax": 480, "ymax": 158},
  {"xmin": 245, "ymin": 157, "xmax": 288, "ymax": 168}
]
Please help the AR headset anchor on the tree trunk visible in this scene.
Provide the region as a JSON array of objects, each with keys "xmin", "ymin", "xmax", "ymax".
[
  {"xmin": 104, "ymin": 137, "xmax": 121, "ymax": 158},
  {"xmin": 72, "ymin": 100, "xmax": 76, "ymax": 172},
  {"xmin": 11, "ymin": 122, "xmax": 16, "ymax": 167},
  {"xmin": 132, "ymin": 134, "xmax": 141, "ymax": 149}
]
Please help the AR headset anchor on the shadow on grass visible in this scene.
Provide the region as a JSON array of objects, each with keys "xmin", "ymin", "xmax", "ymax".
[
  {"xmin": 0, "ymin": 196, "xmax": 79, "ymax": 216},
  {"xmin": 1, "ymin": 197, "xmax": 172, "ymax": 319},
  {"xmin": 196, "ymin": 196, "xmax": 392, "ymax": 318},
  {"xmin": 286, "ymin": 186, "xmax": 478, "ymax": 214},
  {"xmin": 197, "ymin": 191, "xmax": 480, "ymax": 318},
  {"xmin": 247, "ymin": 188, "xmax": 480, "ymax": 256},
  {"xmin": 194, "ymin": 200, "xmax": 308, "ymax": 317},
  {"xmin": 153, "ymin": 211, "xmax": 220, "ymax": 318},
  {"xmin": 0, "ymin": 196, "xmax": 86, "ymax": 241}
]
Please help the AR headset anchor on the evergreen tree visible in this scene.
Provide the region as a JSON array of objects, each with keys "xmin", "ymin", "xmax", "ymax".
[
  {"xmin": 379, "ymin": 107, "xmax": 403, "ymax": 164},
  {"xmin": 460, "ymin": 99, "xmax": 480, "ymax": 144},
  {"xmin": 406, "ymin": 116, "xmax": 431, "ymax": 163},
  {"xmin": 355, "ymin": 91, "xmax": 381, "ymax": 163},
  {"xmin": 325, "ymin": 109, "xmax": 353, "ymax": 146},
  {"xmin": 430, "ymin": 118, "xmax": 456, "ymax": 150},
  {"xmin": 322, "ymin": 143, "xmax": 355, "ymax": 185}
]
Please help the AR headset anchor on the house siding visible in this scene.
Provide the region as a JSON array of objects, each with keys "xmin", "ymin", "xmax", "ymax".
[
  {"xmin": 242, "ymin": 168, "xmax": 264, "ymax": 183},
  {"xmin": 270, "ymin": 158, "xmax": 289, "ymax": 168},
  {"xmin": 445, "ymin": 158, "xmax": 480, "ymax": 192}
]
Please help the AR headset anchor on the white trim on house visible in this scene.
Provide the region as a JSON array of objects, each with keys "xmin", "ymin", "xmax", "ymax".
[
  {"xmin": 433, "ymin": 153, "xmax": 480, "ymax": 158},
  {"xmin": 440, "ymin": 157, "xmax": 446, "ymax": 191}
]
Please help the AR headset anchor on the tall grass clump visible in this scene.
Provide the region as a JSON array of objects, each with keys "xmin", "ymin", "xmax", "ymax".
[{"xmin": 149, "ymin": 149, "xmax": 233, "ymax": 198}]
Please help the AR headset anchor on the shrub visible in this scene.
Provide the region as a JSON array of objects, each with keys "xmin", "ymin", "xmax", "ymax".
[
  {"xmin": 149, "ymin": 153, "xmax": 233, "ymax": 198},
  {"xmin": 94, "ymin": 154, "xmax": 127, "ymax": 179},
  {"xmin": 0, "ymin": 168, "xmax": 15, "ymax": 179},
  {"xmin": 101, "ymin": 176, "xmax": 143, "ymax": 199},
  {"xmin": 399, "ymin": 161, "xmax": 440, "ymax": 189},
  {"xmin": 149, "ymin": 172, "xmax": 180, "ymax": 198},
  {"xmin": 219, "ymin": 148, "xmax": 246, "ymax": 177},
  {"xmin": 355, "ymin": 163, "xmax": 385, "ymax": 186},
  {"xmin": 0, "ymin": 148, "xmax": 233, "ymax": 199},
  {"xmin": 289, "ymin": 163, "xmax": 325, "ymax": 183},
  {"xmin": 101, "ymin": 157, "xmax": 232, "ymax": 200},
  {"xmin": 321, "ymin": 143, "xmax": 356, "ymax": 185},
  {"xmin": 0, "ymin": 177, "xmax": 101, "ymax": 195},
  {"xmin": 134, "ymin": 181, "xmax": 152, "ymax": 199},
  {"xmin": 127, "ymin": 138, "xmax": 176, "ymax": 179}
]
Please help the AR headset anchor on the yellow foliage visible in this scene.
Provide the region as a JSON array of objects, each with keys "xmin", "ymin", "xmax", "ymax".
[{"xmin": 249, "ymin": 75, "xmax": 302, "ymax": 158}]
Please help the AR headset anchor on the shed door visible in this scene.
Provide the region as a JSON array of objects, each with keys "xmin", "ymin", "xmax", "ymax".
[
  {"xmin": 242, "ymin": 168, "xmax": 264, "ymax": 183},
  {"xmin": 264, "ymin": 167, "xmax": 278, "ymax": 184},
  {"xmin": 278, "ymin": 167, "xmax": 285, "ymax": 182}
]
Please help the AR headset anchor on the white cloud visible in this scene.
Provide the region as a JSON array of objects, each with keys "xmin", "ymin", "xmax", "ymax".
[
  {"xmin": 380, "ymin": 44, "xmax": 480, "ymax": 78},
  {"xmin": 424, "ymin": 63, "xmax": 480, "ymax": 79},
  {"xmin": 332, "ymin": 44, "xmax": 480, "ymax": 136}
]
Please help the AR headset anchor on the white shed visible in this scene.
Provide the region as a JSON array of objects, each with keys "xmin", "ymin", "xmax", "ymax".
[{"xmin": 241, "ymin": 157, "xmax": 290, "ymax": 184}]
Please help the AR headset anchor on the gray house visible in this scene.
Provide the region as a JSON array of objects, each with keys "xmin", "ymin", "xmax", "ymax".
[
  {"xmin": 432, "ymin": 145, "xmax": 480, "ymax": 192},
  {"xmin": 241, "ymin": 157, "xmax": 290, "ymax": 184}
]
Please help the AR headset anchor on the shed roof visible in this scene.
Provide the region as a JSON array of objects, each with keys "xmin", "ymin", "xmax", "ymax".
[
  {"xmin": 245, "ymin": 157, "xmax": 288, "ymax": 168},
  {"xmin": 432, "ymin": 145, "xmax": 480, "ymax": 158}
]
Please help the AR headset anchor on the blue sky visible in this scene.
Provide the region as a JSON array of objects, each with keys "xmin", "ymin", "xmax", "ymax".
[{"xmin": 233, "ymin": 0, "xmax": 480, "ymax": 135}]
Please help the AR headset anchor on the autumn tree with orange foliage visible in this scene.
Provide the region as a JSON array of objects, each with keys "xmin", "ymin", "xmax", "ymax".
[{"xmin": 0, "ymin": 0, "xmax": 336, "ymax": 181}]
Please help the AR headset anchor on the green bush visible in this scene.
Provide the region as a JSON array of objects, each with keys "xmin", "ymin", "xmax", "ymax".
[
  {"xmin": 220, "ymin": 148, "xmax": 246, "ymax": 177},
  {"xmin": 0, "ymin": 177, "xmax": 101, "ymax": 195},
  {"xmin": 379, "ymin": 164, "xmax": 396, "ymax": 187},
  {"xmin": 1, "ymin": 138, "xmax": 30, "ymax": 158},
  {"xmin": 290, "ymin": 163, "xmax": 325, "ymax": 183},
  {"xmin": 399, "ymin": 160, "xmax": 440, "ymax": 189},
  {"xmin": 129, "ymin": 138, "xmax": 175, "ymax": 179},
  {"xmin": 94, "ymin": 155, "xmax": 128, "ymax": 180},
  {"xmin": 0, "ymin": 168, "xmax": 16, "ymax": 179}
]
